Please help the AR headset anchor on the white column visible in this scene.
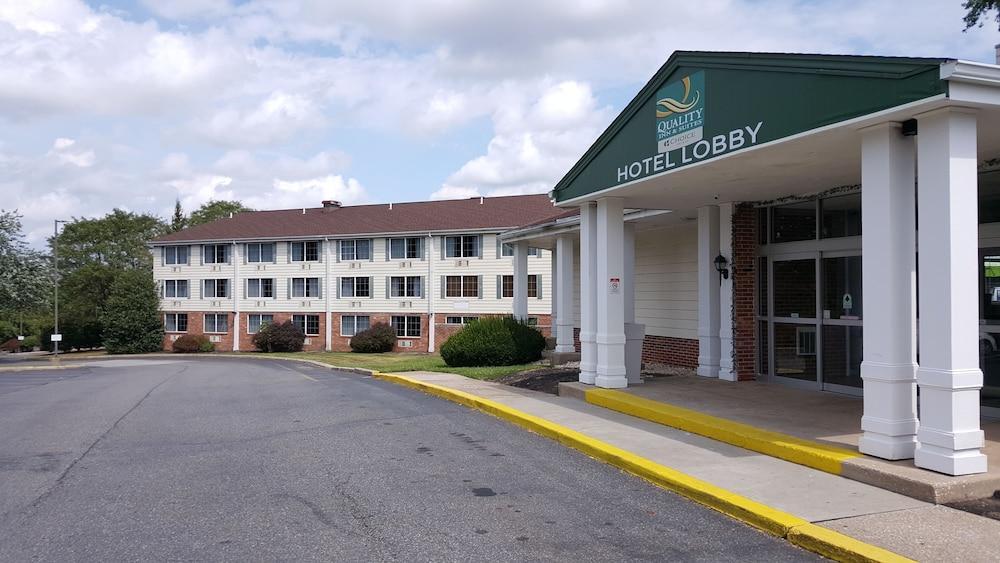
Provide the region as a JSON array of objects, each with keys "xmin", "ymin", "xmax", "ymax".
[
  {"xmin": 596, "ymin": 197, "xmax": 627, "ymax": 389},
  {"xmin": 513, "ymin": 240, "xmax": 529, "ymax": 321},
  {"xmin": 914, "ymin": 108, "xmax": 987, "ymax": 475},
  {"xmin": 554, "ymin": 234, "xmax": 576, "ymax": 353},
  {"xmin": 623, "ymin": 222, "xmax": 644, "ymax": 385},
  {"xmin": 718, "ymin": 203, "xmax": 736, "ymax": 381},
  {"xmin": 697, "ymin": 205, "xmax": 721, "ymax": 377},
  {"xmin": 325, "ymin": 238, "xmax": 332, "ymax": 351},
  {"xmin": 858, "ymin": 122, "xmax": 919, "ymax": 460},
  {"xmin": 579, "ymin": 202, "xmax": 598, "ymax": 385},
  {"xmin": 232, "ymin": 241, "xmax": 241, "ymax": 352}
]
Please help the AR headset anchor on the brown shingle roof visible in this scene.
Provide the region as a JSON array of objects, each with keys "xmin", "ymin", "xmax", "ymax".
[{"xmin": 153, "ymin": 194, "xmax": 563, "ymax": 243}]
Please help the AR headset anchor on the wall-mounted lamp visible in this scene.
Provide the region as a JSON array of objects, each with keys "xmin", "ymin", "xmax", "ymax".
[{"xmin": 714, "ymin": 254, "xmax": 730, "ymax": 280}]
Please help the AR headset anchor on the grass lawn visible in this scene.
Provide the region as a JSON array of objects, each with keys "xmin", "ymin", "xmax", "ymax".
[{"xmin": 264, "ymin": 351, "xmax": 545, "ymax": 380}]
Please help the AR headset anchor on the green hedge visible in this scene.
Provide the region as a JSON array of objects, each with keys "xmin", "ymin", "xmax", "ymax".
[
  {"xmin": 172, "ymin": 334, "xmax": 214, "ymax": 353},
  {"xmin": 252, "ymin": 320, "xmax": 305, "ymax": 352},
  {"xmin": 350, "ymin": 322, "xmax": 397, "ymax": 353},
  {"xmin": 440, "ymin": 316, "xmax": 545, "ymax": 367}
]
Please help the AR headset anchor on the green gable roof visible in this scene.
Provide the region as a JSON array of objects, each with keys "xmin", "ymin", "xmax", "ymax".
[{"xmin": 552, "ymin": 51, "xmax": 949, "ymax": 203}]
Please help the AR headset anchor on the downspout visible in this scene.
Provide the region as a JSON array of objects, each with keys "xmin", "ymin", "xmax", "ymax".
[
  {"xmin": 325, "ymin": 236, "xmax": 332, "ymax": 351},
  {"xmin": 232, "ymin": 240, "xmax": 240, "ymax": 352},
  {"xmin": 427, "ymin": 232, "xmax": 435, "ymax": 353}
]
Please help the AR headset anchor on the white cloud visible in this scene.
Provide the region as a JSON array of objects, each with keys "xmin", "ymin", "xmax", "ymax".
[
  {"xmin": 140, "ymin": 0, "xmax": 233, "ymax": 21},
  {"xmin": 48, "ymin": 137, "xmax": 96, "ymax": 167},
  {"xmin": 194, "ymin": 91, "xmax": 326, "ymax": 147},
  {"xmin": 250, "ymin": 175, "xmax": 368, "ymax": 209}
]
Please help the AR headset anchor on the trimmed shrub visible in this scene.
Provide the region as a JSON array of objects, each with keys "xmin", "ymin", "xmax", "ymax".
[
  {"xmin": 100, "ymin": 269, "xmax": 164, "ymax": 354},
  {"xmin": 440, "ymin": 316, "xmax": 545, "ymax": 367},
  {"xmin": 253, "ymin": 320, "xmax": 305, "ymax": 352},
  {"xmin": 172, "ymin": 334, "xmax": 214, "ymax": 353},
  {"xmin": 349, "ymin": 322, "xmax": 397, "ymax": 353}
]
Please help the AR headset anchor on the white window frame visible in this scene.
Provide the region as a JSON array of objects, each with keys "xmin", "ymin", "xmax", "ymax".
[
  {"xmin": 501, "ymin": 274, "xmax": 538, "ymax": 298},
  {"xmin": 339, "ymin": 239, "xmax": 372, "ymax": 261},
  {"xmin": 203, "ymin": 244, "xmax": 229, "ymax": 264},
  {"xmin": 446, "ymin": 275, "xmax": 479, "ymax": 298},
  {"xmin": 389, "ymin": 237, "xmax": 422, "ymax": 260},
  {"xmin": 246, "ymin": 242, "xmax": 275, "ymax": 263},
  {"xmin": 164, "ymin": 246, "xmax": 189, "ymax": 265},
  {"xmin": 247, "ymin": 313, "xmax": 274, "ymax": 334},
  {"xmin": 292, "ymin": 314, "xmax": 320, "ymax": 336},
  {"xmin": 392, "ymin": 315, "xmax": 421, "ymax": 337},
  {"xmin": 247, "ymin": 278, "xmax": 274, "ymax": 299},
  {"xmin": 445, "ymin": 316, "xmax": 479, "ymax": 325},
  {"xmin": 390, "ymin": 276, "xmax": 422, "ymax": 298},
  {"xmin": 341, "ymin": 276, "xmax": 370, "ymax": 298},
  {"xmin": 445, "ymin": 235, "xmax": 480, "ymax": 258},
  {"xmin": 292, "ymin": 277, "xmax": 321, "ymax": 298},
  {"xmin": 203, "ymin": 279, "xmax": 229, "ymax": 298},
  {"xmin": 164, "ymin": 313, "xmax": 188, "ymax": 333},
  {"xmin": 204, "ymin": 313, "xmax": 228, "ymax": 334},
  {"xmin": 341, "ymin": 315, "xmax": 371, "ymax": 337},
  {"xmin": 163, "ymin": 279, "xmax": 189, "ymax": 298},
  {"xmin": 291, "ymin": 241, "xmax": 321, "ymax": 262}
]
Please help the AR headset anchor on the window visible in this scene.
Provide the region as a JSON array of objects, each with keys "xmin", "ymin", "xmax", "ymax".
[
  {"xmin": 392, "ymin": 315, "xmax": 421, "ymax": 337},
  {"xmin": 164, "ymin": 246, "xmax": 189, "ymax": 265},
  {"xmin": 770, "ymin": 201, "xmax": 816, "ymax": 244},
  {"xmin": 246, "ymin": 242, "xmax": 275, "ymax": 263},
  {"xmin": 340, "ymin": 276, "xmax": 370, "ymax": 298},
  {"xmin": 796, "ymin": 326, "xmax": 817, "ymax": 356},
  {"xmin": 203, "ymin": 244, "xmax": 229, "ymax": 264},
  {"xmin": 247, "ymin": 314, "xmax": 274, "ymax": 334},
  {"xmin": 389, "ymin": 237, "xmax": 422, "ymax": 259},
  {"xmin": 204, "ymin": 313, "xmax": 228, "ymax": 333},
  {"xmin": 292, "ymin": 277, "xmax": 321, "ymax": 298},
  {"xmin": 500, "ymin": 275, "xmax": 538, "ymax": 298},
  {"xmin": 247, "ymin": 278, "xmax": 274, "ymax": 298},
  {"xmin": 292, "ymin": 314, "xmax": 320, "ymax": 336},
  {"xmin": 445, "ymin": 316, "xmax": 478, "ymax": 325},
  {"xmin": 341, "ymin": 315, "xmax": 370, "ymax": 336},
  {"xmin": 163, "ymin": 279, "xmax": 189, "ymax": 298},
  {"xmin": 445, "ymin": 235, "xmax": 480, "ymax": 258},
  {"xmin": 164, "ymin": 313, "xmax": 188, "ymax": 333},
  {"xmin": 339, "ymin": 239, "xmax": 371, "ymax": 261},
  {"xmin": 820, "ymin": 193, "xmax": 861, "ymax": 239},
  {"xmin": 291, "ymin": 241, "xmax": 321, "ymax": 262},
  {"xmin": 445, "ymin": 275, "xmax": 479, "ymax": 298},
  {"xmin": 390, "ymin": 276, "xmax": 422, "ymax": 298},
  {"xmin": 501, "ymin": 243, "xmax": 539, "ymax": 257},
  {"xmin": 203, "ymin": 279, "xmax": 229, "ymax": 298}
]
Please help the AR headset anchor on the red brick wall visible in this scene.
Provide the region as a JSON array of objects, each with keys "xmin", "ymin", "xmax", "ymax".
[
  {"xmin": 163, "ymin": 311, "xmax": 327, "ymax": 353},
  {"xmin": 435, "ymin": 313, "xmax": 552, "ymax": 350},
  {"xmin": 731, "ymin": 203, "xmax": 758, "ymax": 381},
  {"xmin": 572, "ymin": 327, "xmax": 698, "ymax": 369}
]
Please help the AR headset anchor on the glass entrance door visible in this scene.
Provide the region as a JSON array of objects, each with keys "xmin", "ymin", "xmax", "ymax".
[
  {"xmin": 759, "ymin": 252, "xmax": 863, "ymax": 393},
  {"xmin": 978, "ymin": 249, "xmax": 1000, "ymax": 413}
]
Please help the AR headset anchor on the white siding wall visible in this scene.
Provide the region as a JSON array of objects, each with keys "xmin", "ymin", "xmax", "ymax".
[
  {"xmin": 153, "ymin": 233, "xmax": 551, "ymax": 317},
  {"xmin": 570, "ymin": 221, "xmax": 698, "ymax": 340}
]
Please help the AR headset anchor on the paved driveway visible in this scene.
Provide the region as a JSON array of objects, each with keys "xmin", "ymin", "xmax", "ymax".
[{"xmin": 0, "ymin": 358, "xmax": 819, "ymax": 561}]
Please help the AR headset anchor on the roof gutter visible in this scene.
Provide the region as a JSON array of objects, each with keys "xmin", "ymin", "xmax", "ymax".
[
  {"xmin": 150, "ymin": 226, "xmax": 532, "ymax": 246},
  {"xmin": 940, "ymin": 59, "xmax": 1000, "ymax": 87},
  {"xmin": 499, "ymin": 209, "xmax": 671, "ymax": 243}
]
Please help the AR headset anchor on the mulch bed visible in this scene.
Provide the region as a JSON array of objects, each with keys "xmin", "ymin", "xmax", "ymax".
[
  {"xmin": 495, "ymin": 368, "xmax": 581, "ymax": 395},
  {"xmin": 946, "ymin": 491, "xmax": 1000, "ymax": 521}
]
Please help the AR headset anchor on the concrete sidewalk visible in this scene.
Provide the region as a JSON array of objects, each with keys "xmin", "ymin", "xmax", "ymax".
[{"xmin": 385, "ymin": 371, "xmax": 1000, "ymax": 562}]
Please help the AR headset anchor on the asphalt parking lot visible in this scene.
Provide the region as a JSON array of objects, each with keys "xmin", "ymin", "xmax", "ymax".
[{"xmin": 0, "ymin": 357, "xmax": 820, "ymax": 561}]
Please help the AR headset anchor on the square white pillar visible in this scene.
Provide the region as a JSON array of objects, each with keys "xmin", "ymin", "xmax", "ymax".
[
  {"xmin": 512, "ymin": 240, "xmax": 529, "ymax": 321},
  {"xmin": 718, "ymin": 202, "xmax": 736, "ymax": 381},
  {"xmin": 623, "ymin": 222, "xmax": 645, "ymax": 385},
  {"xmin": 596, "ymin": 197, "xmax": 627, "ymax": 389},
  {"xmin": 579, "ymin": 203, "xmax": 598, "ymax": 385},
  {"xmin": 697, "ymin": 205, "xmax": 722, "ymax": 378},
  {"xmin": 858, "ymin": 122, "xmax": 919, "ymax": 460},
  {"xmin": 914, "ymin": 107, "xmax": 987, "ymax": 475},
  {"xmin": 554, "ymin": 234, "xmax": 576, "ymax": 353}
]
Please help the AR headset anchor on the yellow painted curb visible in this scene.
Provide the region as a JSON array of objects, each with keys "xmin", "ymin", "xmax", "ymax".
[
  {"xmin": 585, "ymin": 388, "xmax": 859, "ymax": 475},
  {"xmin": 373, "ymin": 371, "xmax": 911, "ymax": 563}
]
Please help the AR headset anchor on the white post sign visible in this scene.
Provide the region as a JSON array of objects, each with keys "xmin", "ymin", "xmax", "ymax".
[{"xmin": 50, "ymin": 334, "xmax": 62, "ymax": 342}]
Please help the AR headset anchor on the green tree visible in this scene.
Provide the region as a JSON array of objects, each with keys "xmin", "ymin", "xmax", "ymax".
[
  {"xmin": 963, "ymin": 0, "xmax": 1000, "ymax": 30},
  {"xmin": 0, "ymin": 211, "xmax": 52, "ymax": 334},
  {"xmin": 171, "ymin": 199, "xmax": 186, "ymax": 232},
  {"xmin": 100, "ymin": 268, "xmax": 163, "ymax": 354},
  {"xmin": 187, "ymin": 200, "xmax": 252, "ymax": 227}
]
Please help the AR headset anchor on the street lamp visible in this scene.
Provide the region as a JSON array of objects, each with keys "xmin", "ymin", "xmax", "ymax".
[{"xmin": 52, "ymin": 219, "xmax": 66, "ymax": 358}]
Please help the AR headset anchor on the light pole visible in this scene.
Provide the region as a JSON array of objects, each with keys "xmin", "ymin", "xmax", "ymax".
[{"xmin": 53, "ymin": 219, "xmax": 66, "ymax": 357}]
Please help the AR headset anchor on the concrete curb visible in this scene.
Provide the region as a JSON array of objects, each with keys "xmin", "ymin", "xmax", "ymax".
[
  {"xmin": 0, "ymin": 364, "xmax": 82, "ymax": 372},
  {"xmin": 584, "ymin": 387, "xmax": 860, "ymax": 475},
  {"xmin": 373, "ymin": 371, "xmax": 912, "ymax": 563}
]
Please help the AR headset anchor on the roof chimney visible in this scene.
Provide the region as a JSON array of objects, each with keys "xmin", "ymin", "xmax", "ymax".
[
  {"xmin": 322, "ymin": 200, "xmax": 341, "ymax": 208},
  {"xmin": 479, "ymin": 196, "xmax": 484, "ymax": 205}
]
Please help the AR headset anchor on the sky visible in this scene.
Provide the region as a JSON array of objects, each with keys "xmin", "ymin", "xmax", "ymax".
[{"xmin": 1, "ymin": 0, "xmax": 998, "ymax": 247}]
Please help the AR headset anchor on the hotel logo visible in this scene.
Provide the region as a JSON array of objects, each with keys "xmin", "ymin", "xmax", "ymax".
[{"xmin": 655, "ymin": 71, "xmax": 705, "ymax": 154}]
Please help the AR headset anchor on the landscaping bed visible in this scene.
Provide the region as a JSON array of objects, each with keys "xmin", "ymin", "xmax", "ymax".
[{"xmin": 495, "ymin": 368, "xmax": 581, "ymax": 394}]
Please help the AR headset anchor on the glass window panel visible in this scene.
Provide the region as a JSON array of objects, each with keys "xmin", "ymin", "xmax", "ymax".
[
  {"xmin": 823, "ymin": 325, "xmax": 863, "ymax": 388},
  {"xmin": 463, "ymin": 276, "xmax": 478, "ymax": 297},
  {"xmin": 445, "ymin": 237, "xmax": 461, "ymax": 258},
  {"xmin": 770, "ymin": 201, "xmax": 816, "ymax": 243},
  {"xmin": 758, "ymin": 257, "xmax": 768, "ymax": 316},
  {"xmin": 758, "ymin": 207, "xmax": 769, "ymax": 245},
  {"xmin": 822, "ymin": 256, "xmax": 862, "ymax": 320},
  {"xmin": 758, "ymin": 320, "xmax": 769, "ymax": 377},
  {"xmin": 292, "ymin": 243, "xmax": 304, "ymax": 262},
  {"xmin": 773, "ymin": 323, "xmax": 817, "ymax": 382},
  {"xmin": 390, "ymin": 239, "xmax": 405, "ymax": 259},
  {"xmin": 528, "ymin": 275, "xmax": 538, "ymax": 298},
  {"xmin": 773, "ymin": 259, "xmax": 815, "ymax": 318},
  {"xmin": 502, "ymin": 243, "xmax": 513, "ymax": 257},
  {"xmin": 355, "ymin": 277, "xmax": 369, "ymax": 297},
  {"xmin": 978, "ymin": 170, "xmax": 1000, "ymax": 224},
  {"xmin": 406, "ymin": 238, "xmax": 420, "ymax": 258},
  {"xmin": 502, "ymin": 275, "xmax": 513, "ymax": 298},
  {"xmin": 446, "ymin": 276, "xmax": 462, "ymax": 297},
  {"xmin": 293, "ymin": 278, "xmax": 305, "ymax": 297},
  {"xmin": 356, "ymin": 316, "xmax": 369, "ymax": 332},
  {"xmin": 821, "ymin": 194, "xmax": 862, "ymax": 239}
]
